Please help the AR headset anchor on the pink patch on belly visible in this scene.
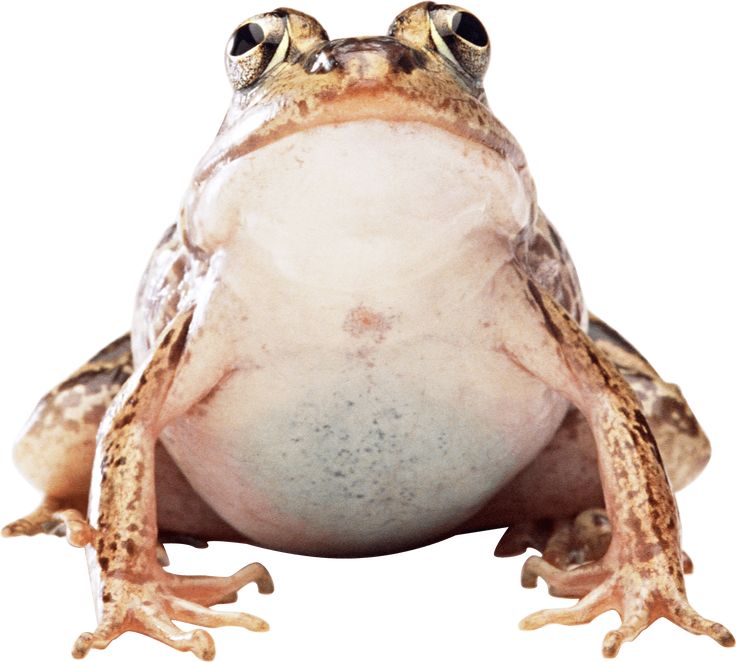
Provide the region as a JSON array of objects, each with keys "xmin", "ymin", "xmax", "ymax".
[{"xmin": 342, "ymin": 306, "xmax": 392, "ymax": 342}]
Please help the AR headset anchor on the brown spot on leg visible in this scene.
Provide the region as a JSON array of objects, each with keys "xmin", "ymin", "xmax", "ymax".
[
  {"xmin": 113, "ymin": 412, "xmax": 135, "ymax": 431},
  {"xmin": 167, "ymin": 316, "xmax": 192, "ymax": 366},
  {"xmin": 160, "ymin": 329, "xmax": 175, "ymax": 349},
  {"xmin": 527, "ymin": 280, "xmax": 563, "ymax": 342}
]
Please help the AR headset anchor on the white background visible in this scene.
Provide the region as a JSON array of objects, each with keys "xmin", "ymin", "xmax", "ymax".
[{"xmin": 0, "ymin": 1, "xmax": 734, "ymax": 661}]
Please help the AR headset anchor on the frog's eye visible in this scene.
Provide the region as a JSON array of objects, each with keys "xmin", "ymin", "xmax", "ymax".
[
  {"xmin": 225, "ymin": 10, "xmax": 329, "ymax": 90},
  {"xmin": 428, "ymin": 5, "xmax": 490, "ymax": 78},
  {"xmin": 389, "ymin": 4, "xmax": 490, "ymax": 81},
  {"xmin": 226, "ymin": 12, "xmax": 289, "ymax": 90}
]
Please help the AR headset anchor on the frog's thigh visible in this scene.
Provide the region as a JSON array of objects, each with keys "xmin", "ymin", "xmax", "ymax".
[
  {"xmin": 2, "ymin": 328, "xmax": 238, "ymax": 544},
  {"xmin": 486, "ymin": 265, "xmax": 731, "ymax": 656},
  {"xmin": 586, "ymin": 313, "xmax": 711, "ymax": 490},
  {"xmin": 463, "ymin": 313, "xmax": 711, "ymax": 555},
  {"xmin": 3, "ymin": 335, "xmax": 132, "ymax": 537}
]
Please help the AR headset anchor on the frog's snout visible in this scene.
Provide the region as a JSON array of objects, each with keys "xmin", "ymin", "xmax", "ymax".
[{"xmin": 304, "ymin": 37, "xmax": 426, "ymax": 77}]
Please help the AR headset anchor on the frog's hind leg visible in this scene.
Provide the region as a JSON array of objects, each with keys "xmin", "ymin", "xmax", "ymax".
[
  {"xmin": 3, "ymin": 334, "xmax": 132, "ymax": 538},
  {"xmin": 490, "ymin": 312, "xmax": 710, "ymax": 573},
  {"xmin": 3, "ymin": 332, "xmax": 236, "ymax": 552}
]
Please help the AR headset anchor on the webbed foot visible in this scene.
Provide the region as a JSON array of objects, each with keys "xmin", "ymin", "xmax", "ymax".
[
  {"xmin": 2, "ymin": 497, "xmax": 69, "ymax": 537},
  {"xmin": 71, "ymin": 563, "xmax": 273, "ymax": 660},
  {"xmin": 519, "ymin": 553, "xmax": 733, "ymax": 657},
  {"xmin": 497, "ymin": 508, "xmax": 693, "ymax": 583}
]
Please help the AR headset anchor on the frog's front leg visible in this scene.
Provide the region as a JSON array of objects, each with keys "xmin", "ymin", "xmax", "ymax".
[
  {"xmin": 496, "ymin": 264, "xmax": 733, "ymax": 657},
  {"xmin": 494, "ymin": 312, "xmax": 708, "ymax": 574},
  {"xmin": 66, "ymin": 309, "xmax": 273, "ymax": 660}
]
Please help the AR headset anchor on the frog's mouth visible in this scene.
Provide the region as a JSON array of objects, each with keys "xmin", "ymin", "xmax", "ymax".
[{"xmin": 184, "ymin": 118, "xmax": 533, "ymax": 290}]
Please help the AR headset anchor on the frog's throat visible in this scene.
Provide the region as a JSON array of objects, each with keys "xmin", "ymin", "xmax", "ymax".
[
  {"xmin": 183, "ymin": 119, "xmax": 532, "ymax": 291},
  {"xmin": 193, "ymin": 83, "xmax": 531, "ymax": 199}
]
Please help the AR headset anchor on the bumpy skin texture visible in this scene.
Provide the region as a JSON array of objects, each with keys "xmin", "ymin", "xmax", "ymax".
[{"xmin": 4, "ymin": 3, "xmax": 733, "ymax": 659}]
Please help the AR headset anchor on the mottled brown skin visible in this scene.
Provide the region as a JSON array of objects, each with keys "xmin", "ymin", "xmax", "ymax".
[
  {"xmin": 3, "ymin": 3, "xmax": 733, "ymax": 660},
  {"xmin": 3, "ymin": 335, "xmax": 133, "ymax": 535}
]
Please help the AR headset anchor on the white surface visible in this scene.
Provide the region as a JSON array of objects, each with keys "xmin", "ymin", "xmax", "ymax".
[{"xmin": 0, "ymin": 2, "xmax": 734, "ymax": 661}]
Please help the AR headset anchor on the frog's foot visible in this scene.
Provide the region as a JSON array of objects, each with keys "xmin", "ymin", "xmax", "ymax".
[
  {"xmin": 498, "ymin": 508, "xmax": 694, "ymax": 580},
  {"xmin": 2, "ymin": 497, "xmax": 71, "ymax": 537},
  {"xmin": 166, "ymin": 561, "xmax": 274, "ymax": 607},
  {"xmin": 519, "ymin": 554, "xmax": 734, "ymax": 657},
  {"xmin": 521, "ymin": 554, "xmax": 610, "ymax": 598},
  {"xmin": 496, "ymin": 508, "xmax": 612, "ymax": 571},
  {"xmin": 72, "ymin": 563, "xmax": 273, "ymax": 660}
]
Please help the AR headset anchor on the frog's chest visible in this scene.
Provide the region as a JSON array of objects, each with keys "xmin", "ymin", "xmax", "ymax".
[{"xmin": 161, "ymin": 286, "xmax": 569, "ymax": 557}]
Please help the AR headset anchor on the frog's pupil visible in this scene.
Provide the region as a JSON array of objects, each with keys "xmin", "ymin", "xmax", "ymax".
[
  {"xmin": 451, "ymin": 12, "xmax": 488, "ymax": 47},
  {"xmin": 230, "ymin": 22, "xmax": 264, "ymax": 57}
]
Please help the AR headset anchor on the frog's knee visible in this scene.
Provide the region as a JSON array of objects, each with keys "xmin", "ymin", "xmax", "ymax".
[
  {"xmin": 12, "ymin": 399, "xmax": 97, "ymax": 498},
  {"xmin": 12, "ymin": 334, "xmax": 133, "ymax": 498},
  {"xmin": 647, "ymin": 382, "xmax": 711, "ymax": 490}
]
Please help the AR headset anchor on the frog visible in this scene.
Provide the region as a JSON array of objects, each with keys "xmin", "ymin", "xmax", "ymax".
[{"xmin": 3, "ymin": 3, "xmax": 733, "ymax": 659}]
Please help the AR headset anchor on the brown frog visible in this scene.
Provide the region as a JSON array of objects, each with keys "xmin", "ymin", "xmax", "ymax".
[{"xmin": 4, "ymin": 3, "xmax": 733, "ymax": 659}]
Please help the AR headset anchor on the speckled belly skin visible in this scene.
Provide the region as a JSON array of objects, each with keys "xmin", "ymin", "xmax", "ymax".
[{"xmin": 162, "ymin": 307, "xmax": 568, "ymax": 557}]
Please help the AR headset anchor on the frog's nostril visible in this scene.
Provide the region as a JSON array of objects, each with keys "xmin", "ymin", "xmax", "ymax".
[
  {"xmin": 305, "ymin": 37, "xmax": 426, "ymax": 76},
  {"xmin": 304, "ymin": 47, "xmax": 338, "ymax": 74}
]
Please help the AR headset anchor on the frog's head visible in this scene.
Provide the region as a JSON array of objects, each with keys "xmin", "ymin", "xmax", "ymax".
[{"xmin": 184, "ymin": 4, "xmax": 535, "ymax": 281}]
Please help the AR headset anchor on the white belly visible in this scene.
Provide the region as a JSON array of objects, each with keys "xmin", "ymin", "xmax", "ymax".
[
  {"xmin": 163, "ymin": 333, "xmax": 567, "ymax": 557},
  {"xmin": 153, "ymin": 119, "xmax": 567, "ymax": 556}
]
